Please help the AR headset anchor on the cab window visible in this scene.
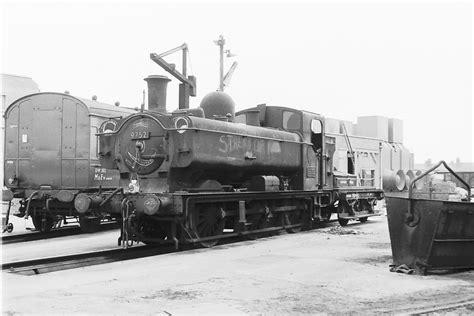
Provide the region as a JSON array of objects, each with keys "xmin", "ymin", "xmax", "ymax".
[
  {"xmin": 311, "ymin": 119, "xmax": 322, "ymax": 134},
  {"xmin": 311, "ymin": 119, "xmax": 323, "ymax": 151}
]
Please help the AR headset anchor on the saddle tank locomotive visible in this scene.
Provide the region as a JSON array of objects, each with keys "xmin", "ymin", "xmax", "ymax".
[{"xmin": 83, "ymin": 76, "xmax": 384, "ymax": 248}]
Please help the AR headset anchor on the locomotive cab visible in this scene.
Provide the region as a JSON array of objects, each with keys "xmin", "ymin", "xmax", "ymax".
[{"xmin": 236, "ymin": 106, "xmax": 329, "ymax": 191}]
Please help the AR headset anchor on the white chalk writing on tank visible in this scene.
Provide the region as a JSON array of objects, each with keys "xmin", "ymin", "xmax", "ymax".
[{"xmin": 218, "ymin": 135, "xmax": 281, "ymax": 155}]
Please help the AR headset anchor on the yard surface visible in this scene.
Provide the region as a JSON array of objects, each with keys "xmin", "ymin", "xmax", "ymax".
[{"xmin": 2, "ymin": 213, "xmax": 474, "ymax": 315}]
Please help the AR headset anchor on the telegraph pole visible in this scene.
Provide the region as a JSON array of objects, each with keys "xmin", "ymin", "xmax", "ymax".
[
  {"xmin": 214, "ymin": 35, "xmax": 237, "ymax": 92},
  {"xmin": 215, "ymin": 35, "xmax": 225, "ymax": 91}
]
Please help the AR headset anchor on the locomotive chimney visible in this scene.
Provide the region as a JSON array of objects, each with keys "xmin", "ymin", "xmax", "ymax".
[{"xmin": 144, "ymin": 75, "xmax": 171, "ymax": 112}]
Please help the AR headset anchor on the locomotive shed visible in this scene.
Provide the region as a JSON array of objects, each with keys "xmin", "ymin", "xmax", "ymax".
[{"xmin": 2, "ymin": 212, "xmax": 473, "ymax": 314}]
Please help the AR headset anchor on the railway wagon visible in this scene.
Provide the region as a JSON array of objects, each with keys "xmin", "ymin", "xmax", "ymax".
[
  {"xmin": 3, "ymin": 92, "xmax": 136, "ymax": 232},
  {"xmin": 80, "ymin": 81, "xmax": 383, "ymax": 248}
]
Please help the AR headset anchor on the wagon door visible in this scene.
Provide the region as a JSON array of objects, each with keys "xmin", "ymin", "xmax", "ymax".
[
  {"xmin": 17, "ymin": 95, "xmax": 63, "ymax": 188},
  {"xmin": 61, "ymin": 97, "xmax": 90, "ymax": 188}
]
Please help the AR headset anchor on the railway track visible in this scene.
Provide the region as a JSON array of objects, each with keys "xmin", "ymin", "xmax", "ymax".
[
  {"xmin": 1, "ymin": 218, "xmax": 346, "ymax": 276},
  {"xmin": 2, "ymin": 245, "xmax": 177, "ymax": 276},
  {"xmin": 2, "ymin": 232, "xmax": 260, "ymax": 276},
  {"xmin": 412, "ymin": 300, "xmax": 474, "ymax": 314},
  {"xmin": 1, "ymin": 228, "xmax": 287, "ymax": 276},
  {"xmin": 1, "ymin": 222, "xmax": 120, "ymax": 244},
  {"xmin": 380, "ymin": 298, "xmax": 474, "ymax": 314}
]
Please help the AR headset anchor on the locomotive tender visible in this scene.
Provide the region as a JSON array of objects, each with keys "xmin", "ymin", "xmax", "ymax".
[
  {"xmin": 3, "ymin": 92, "xmax": 136, "ymax": 232},
  {"xmin": 83, "ymin": 77, "xmax": 384, "ymax": 248}
]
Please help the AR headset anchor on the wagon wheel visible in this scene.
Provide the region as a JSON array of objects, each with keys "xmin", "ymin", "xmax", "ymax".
[
  {"xmin": 358, "ymin": 200, "xmax": 371, "ymax": 223},
  {"xmin": 5, "ymin": 223, "xmax": 14, "ymax": 233},
  {"xmin": 284, "ymin": 209, "xmax": 303, "ymax": 233},
  {"xmin": 189, "ymin": 204, "xmax": 226, "ymax": 248},
  {"xmin": 337, "ymin": 217, "xmax": 349, "ymax": 226},
  {"xmin": 337, "ymin": 202, "xmax": 350, "ymax": 227},
  {"xmin": 31, "ymin": 214, "xmax": 57, "ymax": 232}
]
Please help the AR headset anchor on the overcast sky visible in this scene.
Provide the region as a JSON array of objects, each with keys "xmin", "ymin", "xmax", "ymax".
[{"xmin": 1, "ymin": 0, "xmax": 472, "ymax": 164}]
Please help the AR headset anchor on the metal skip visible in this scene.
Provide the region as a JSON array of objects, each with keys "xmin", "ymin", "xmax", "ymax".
[{"xmin": 386, "ymin": 161, "xmax": 474, "ymax": 274}]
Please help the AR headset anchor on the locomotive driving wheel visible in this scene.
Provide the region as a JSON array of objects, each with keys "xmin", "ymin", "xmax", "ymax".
[
  {"xmin": 284, "ymin": 209, "xmax": 303, "ymax": 233},
  {"xmin": 244, "ymin": 213, "xmax": 269, "ymax": 239},
  {"xmin": 243, "ymin": 202, "xmax": 270, "ymax": 239},
  {"xmin": 247, "ymin": 214, "xmax": 269, "ymax": 231},
  {"xmin": 189, "ymin": 203, "xmax": 226, "ymax": 248}
]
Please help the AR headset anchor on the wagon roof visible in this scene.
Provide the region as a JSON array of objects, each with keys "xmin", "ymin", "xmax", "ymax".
[{"xmin": 4, "ymin": 92, "xmax": 136, "ymax": 118}]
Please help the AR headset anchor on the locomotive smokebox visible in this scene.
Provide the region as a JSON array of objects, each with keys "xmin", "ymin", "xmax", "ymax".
[
  {"xmin": 200, "ymin": 91, "xmax": 235, "ymax": 120},
  {"xmin": 144, "ymin": 75, "xmax": 171, "ymax": 112}
]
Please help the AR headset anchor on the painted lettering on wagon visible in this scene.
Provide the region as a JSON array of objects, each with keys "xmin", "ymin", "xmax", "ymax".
[
  {"xmin": 94, "ymin": 168, "xmax": 113, "ymax": 181},
  {"xmin": 218, "ymin": 135, "xmax": 281, "ymax": 155}
]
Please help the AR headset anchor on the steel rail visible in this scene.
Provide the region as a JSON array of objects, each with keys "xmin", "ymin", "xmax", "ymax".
[
  {"xmin": 1, "ymin": 222, "xmax": 119, "ymax": 245},
  {"xmin": 3, "ymin": 229, "xmax": 281, "ymax": 275},
  {"xmin": 3, "ymin": 218, "xmax": 343, "ymax": 276},
  {"xmin": 2, "ymin": 245, "xmax": 176, "ymax": 276},
  {"xmin": 378, "ymin": 297, "xmax": 474, "ymax": 314},
  {"xmin": 407, "ymin": 299, "xmax": 474, "ymax": 314}
]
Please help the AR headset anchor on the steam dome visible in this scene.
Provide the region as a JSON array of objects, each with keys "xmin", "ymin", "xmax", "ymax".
[{"xmin": 199, "ymin": 91, "xmax": 235, "ymax": 119}]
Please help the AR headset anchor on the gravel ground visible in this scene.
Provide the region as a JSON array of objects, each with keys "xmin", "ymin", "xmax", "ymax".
[{"xmin": 2, "ymin": 213, "xmax": 474, "ymax": 315}]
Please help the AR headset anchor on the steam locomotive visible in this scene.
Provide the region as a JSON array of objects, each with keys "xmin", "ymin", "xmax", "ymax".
[
  {"xmin": 3, "ymin": 92, "xmax": 136, "ymax": 232},
  {"xmin": 76, "ymin": 76, "xmax": 384, "ymax": 248}
]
